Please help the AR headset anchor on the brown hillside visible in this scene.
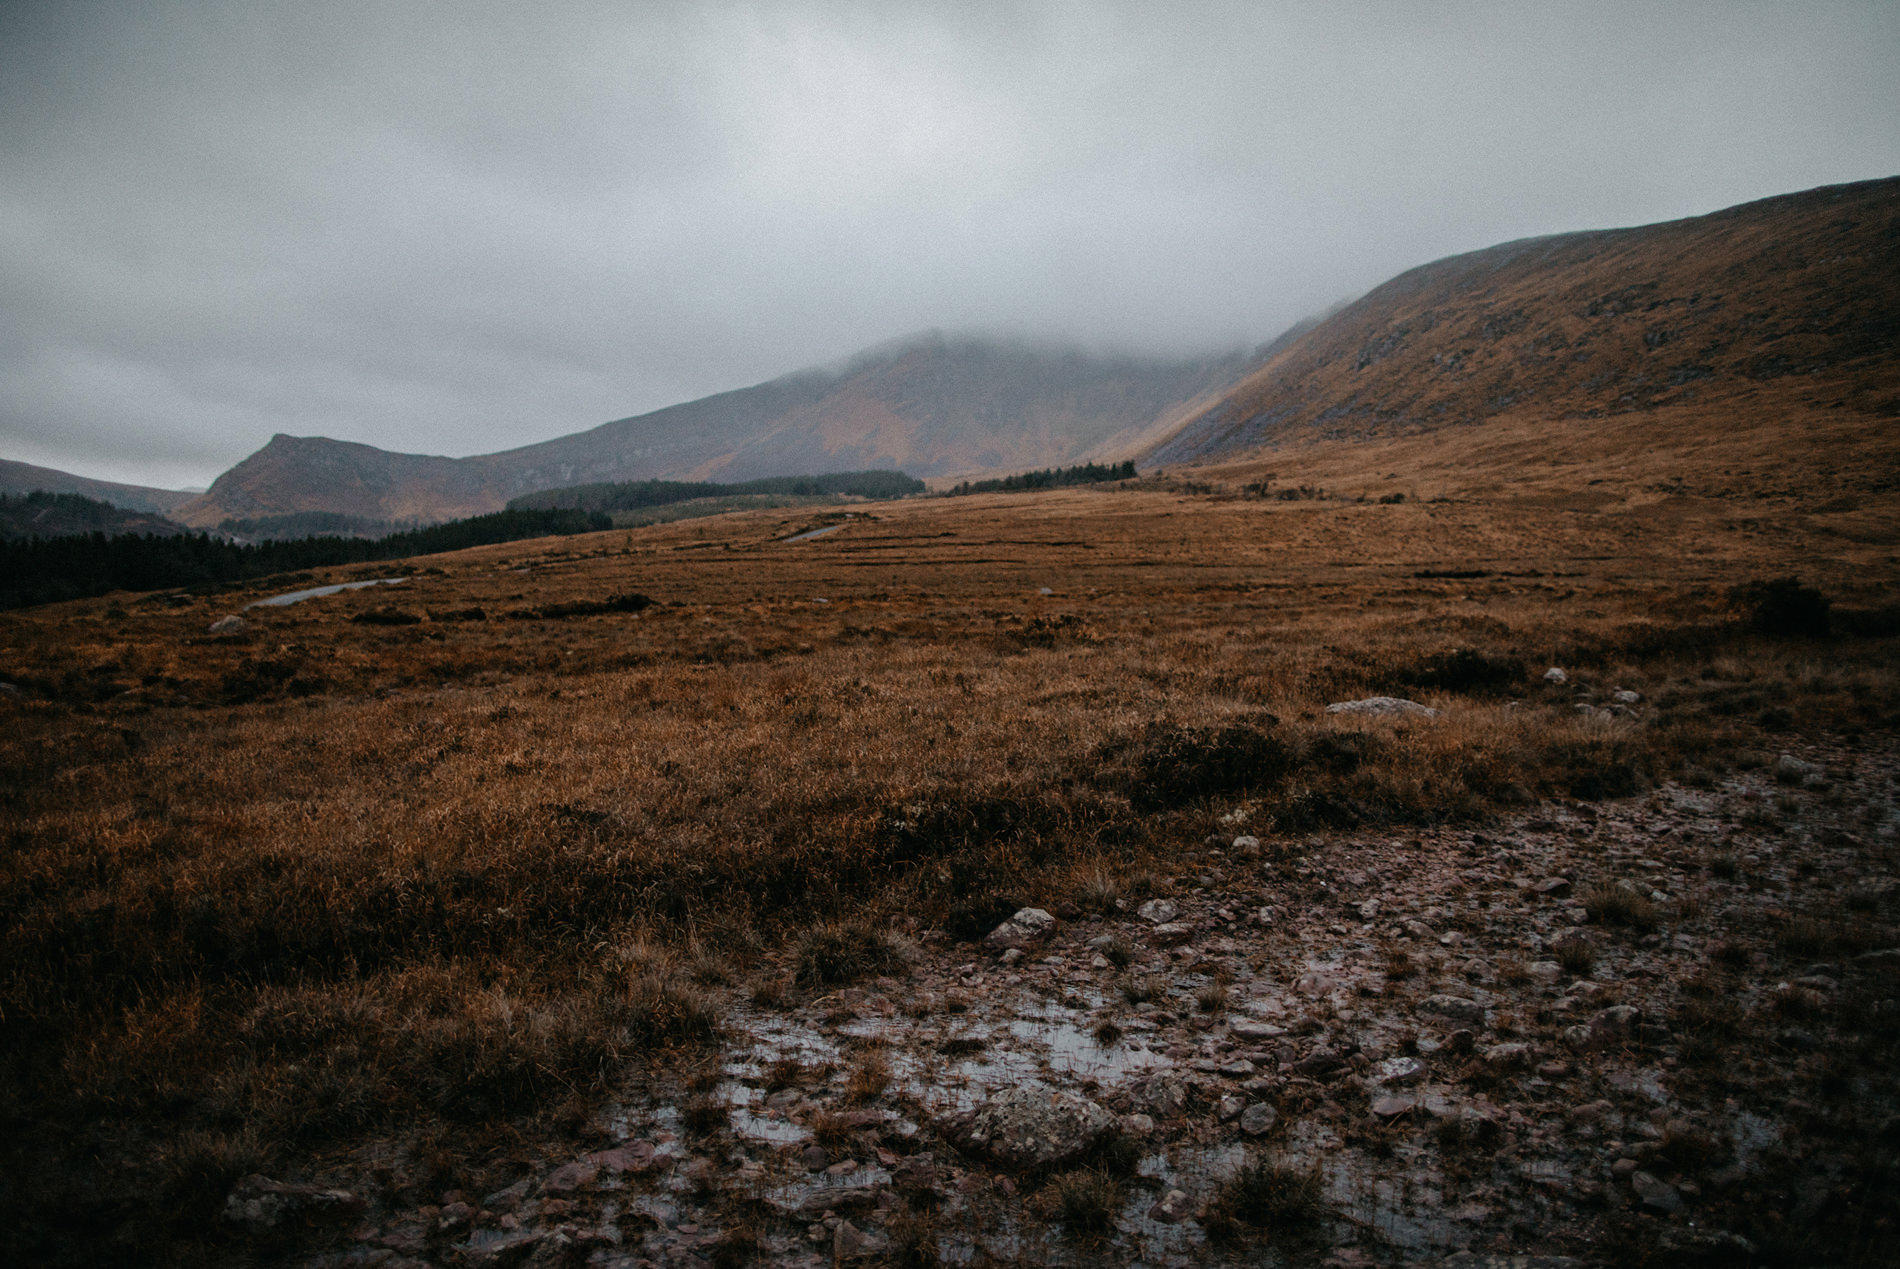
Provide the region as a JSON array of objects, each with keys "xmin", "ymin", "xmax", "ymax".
[{"xmin": 1146, "ymin": 177, "xmax": 1900, "ymax": 478}]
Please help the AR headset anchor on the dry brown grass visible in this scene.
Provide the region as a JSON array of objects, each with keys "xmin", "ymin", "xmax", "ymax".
[{"xmin": 0, "ymin": 480, "xmax": 1895, "ymax": 1261}]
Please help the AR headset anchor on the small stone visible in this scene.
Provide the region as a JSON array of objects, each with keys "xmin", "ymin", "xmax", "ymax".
[
  {"xmin": 1120, "ymin": 1112, "xmax": 1156, "ymax": 1136},
  {"xmin": 1534, "ymin": 877, "xmax": 1573, "ymax": 898},
  {"xmin": 1370, "ymin": 1096, "xmax": 1416, "ymax": 1119},
  {"xmin": 1086, "ymin": 934, "xmax": 1116, "ymax": 951},
  {"xmin": 801, "ymin": 1145, "xmax": 829, "ymax": 1171},
  {"xmin": 1151, "ymin": 921, "xmax": 1195, "ymax": 946},
  {"xmin": 1631, "ymin": 1170, "xmax": 1683, "ymax": 1212},
  {"xmin": 1148, "ymin": 1189, "xmax": 1192, "ymax": 1224},
  {"xmin": 541, "ymin": 1162, "xmax": 597, "ymax": 1195},
  {"xmin": 984, "ymin": 908, "xmax": 1056, "ymax": 949},
  {"xmin": 208, "ymin": 615, "xmax": 247, "ymax": 635},
  {"xmin": 1136, "ymin": 899, "xmax": 1179, "ymax": 924},
  {"xmin": 1544, "ymin": 667, "xmax": 1568, "ymax": 684},
  {"xmin": 1611, "ymin": 688, "xmax": 1642, "ymax": 705},
  {"xmin": 1536, "ymin": 1061, "xmax": 1570, "ymax": 1078},
  {"xmin": 999, "ymin": 947, "xmax": 1024, "ymax": 965},
  {"xmin": 834, "ymin": 1219, "xmax": 888, "ymax": 1259},
  {"xmin": 1143, "ymin": 1071, "xmax": 1191, "ymax": 1118},
  {"xmin": 1374, "ymin": 1056, "xmax": 1426, "ymax": 1086},
  {"xmin": 1418, "ymin": 995, "xmax": 1485, "ymax": 1026},
  {"xmin": 587, "ymin": 1141, "xmax": 655, "ymax": 1173},
  {"xmin": 1218, "ymin": 1059, "xmax": 1257, "ymax": 1078},
  {"xmin": 1772, "ymin": 754, "xmax": 1818, "ymax": 784},
  {"xmin": 1528, "ymin": 961, "xmax": 1564, "ymax": 984},
  {"xmin": 1239, "ymin": 1103, "xmax": 1279, "ymax": 1136},
  {"xmin": 1231, "ymin": 835, "xmax": 1263, "ymax": 860},
  {"xmin": 1325, "ymin": 696, "xmax": 1440, "ymax": 719},
  {"xmin": 1484, "ymin": 1042, "xmax": 1533, "ymax": 1070},
  {"xmin": 1217, "ymin": 1095, "xmax": 1244, "ymax": 1122}
]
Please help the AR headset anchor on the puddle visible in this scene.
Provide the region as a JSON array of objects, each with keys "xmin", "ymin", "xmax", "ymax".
[
  {"xmin": 247, "ymin": 577, "xmax": 407, "ymax": 607},
  {"xmin": 783, "ymin": 524, "xmax": 845, "ymax": 542}
]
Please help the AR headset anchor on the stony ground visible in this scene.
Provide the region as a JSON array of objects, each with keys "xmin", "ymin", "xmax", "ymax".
[{"xmin": 230, "ymin": 734, "xmax": 1898, "ymax": 1268}]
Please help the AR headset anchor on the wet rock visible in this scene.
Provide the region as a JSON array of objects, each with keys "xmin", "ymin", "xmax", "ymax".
[
  {"xmin": 540, "ymin": 1161, "xmax": 597, "ymax": 1195},
  {"xmin": 1325, "ymin": 696, "xmax": 1440, "ymax": 719},
  {"xmin": 948, "ymin": 1087, "xmax": 1118, "ymax": 1170},
  {"xmin": 222, "ymin": 1175, "xmax": 365, "ymax": 1235},
  {"xmin": 834, "ymin": 1219, "xmax": 887, "ymax": 1259},
  {"xmin": 1136, "ymin": 899, "xmax": 1178, "ymax": 924},
  {"xmin": 464, "ymin": 1230, "xmax": 546, "ymax": 1268},
  {"xmin": 1374, "ymin": 1056, "xmax": 1426, "ymax": 1086},
  {"xmin": 1565, "ymin": 1005, "xmax": 1645, "ymax": 1052},
  {"xmin": 1148, "ymin": 1189, "xmax": 1192, "ymax": 1223},
  {"xmin": 891, "ymin": 1156, "xmax": 940, "ymax": 1196},
  {"xmin": 1773, "ymin": 754, "xmax": 1818, "ymax": 784},
  {"xmin": 1151, "ymin": 921, "xmax": 1196, "ymax": 946},
  {"xmin": 984, "ymin": 908, "xmax": 1056, "ymax": 949},
  {"xmin": 1418, "ymin": 995, "xmax": 1485, "ymax": 1026},
  {"xmin": 1142, "ymin": 1071, "xmax": 1191, "ymax": 1118},
  {"xmin": 1239, "ymin": 1103, "xmax": 1279, "ymax": 1136},
  {"xmin": 1484, "ymin": 1042, "xmax": 1533, "ymax": 1070},
  {"xmin": 587, "ymin": 1142, "xmax": 655, "ymax": 1173},
  {"xmin": 1631, "ymin": 1170, "xmax": 1683, "ymax": 1212}
]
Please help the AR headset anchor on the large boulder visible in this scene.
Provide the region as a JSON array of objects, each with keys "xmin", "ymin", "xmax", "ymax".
[{"xmin": 946, "ymin": 1087, "xmax": 1118, "ymax": 1170}]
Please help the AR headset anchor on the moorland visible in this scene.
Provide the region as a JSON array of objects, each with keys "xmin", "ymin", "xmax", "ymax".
[{"xmin": 3, "ymin": 455, "xmax": 1898, "ymax": 1266}]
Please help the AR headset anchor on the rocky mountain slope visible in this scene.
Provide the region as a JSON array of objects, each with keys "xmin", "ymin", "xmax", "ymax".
[
  {"xmin": 170, "ymin": 335, "xmax": 1257, "ymax": 528},
  {"xmin": 1145, "ymin": 177, "xmax": 1900, "ymax": 469},
  {"xmin": 0, "ymin": 458, "xmax": 198, "ymax": 516}
]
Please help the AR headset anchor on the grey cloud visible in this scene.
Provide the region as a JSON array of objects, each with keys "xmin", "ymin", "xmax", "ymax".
[{"xmin": 3, "ymin": 0, "xmax": 1897, "ymax": 487}]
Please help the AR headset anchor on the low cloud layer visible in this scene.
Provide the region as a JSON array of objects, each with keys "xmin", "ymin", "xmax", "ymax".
[{"xmin": 4, "ymin": 1, "xmax": 1897, "ymax": 488}]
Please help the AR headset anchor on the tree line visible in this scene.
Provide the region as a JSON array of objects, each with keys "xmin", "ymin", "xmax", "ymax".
[
  {"xmin": 0, "ymin": 506, "xmax": 610, "ymax": 610},
  {"xmin": 942, "ymin": 460, "xmax": 1137, "ymax": 495},
  {"xmin": 508, "ymin": 469, "xmax": 924, "ymax": 513}
]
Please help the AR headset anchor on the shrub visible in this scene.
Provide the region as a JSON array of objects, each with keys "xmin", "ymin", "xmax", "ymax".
[
  {"xmin": 1731, "ymin": 577, "xmax": 1830, "ymax": 637},
  {"xmin": 1052, "ymin": 1169, "xmax": 1121, "ymax": 1236},
  {"xmin": 795, "ymin": 922, "xmax": 903, "ymax": 986},
  {"xmin": 1202, "ymin": 1157, "xmax": 1324, "ymax": 1243}
]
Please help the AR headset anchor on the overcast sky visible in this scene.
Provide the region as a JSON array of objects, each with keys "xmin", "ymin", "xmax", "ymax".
[{"xmin": 4, "ymin": 1, "xmax": 1897, "ymax": 489}]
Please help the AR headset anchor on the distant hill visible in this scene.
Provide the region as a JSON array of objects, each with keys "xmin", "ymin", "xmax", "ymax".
[
  {"xmin": 170, "ymin": 334, "xmax": 1258, "ymax": 528},
  {"xmin": 1144, "ymin": 177, "xmax": 1900, "ymax": 475},
  {"xmin": 0, "ymin": 459, "xmax": 198, "ymax": 515},
  {"xmin": 0, "ymin": 491, "xmax": 187, "ymax": 541}
]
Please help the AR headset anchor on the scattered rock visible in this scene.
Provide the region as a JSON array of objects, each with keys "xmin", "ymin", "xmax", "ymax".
[
  {"xmin": 1136, "ymin": 899, "xmax": 1178, "ymax": 924},
  {"xmin": 540, "ymin": 1161, "xmax": 596, "ymax": 1194},
  {"xmin": 1231, "ymin": 1019, "xmax": 1287, "ymax": 1041},
  {"xmin": 1148, "ymin": 1189, "xmax": 1193, "ymax": 1223},
  {"xmin": 1151, "ymin": 921, "xmax": 1196, "ymax": 946},
  {"xmin": 1543, "ymin": 667, "xmax": 1568, "ymax": 685},
  {"xmin": 1484, "ymin": 1042, "xmax": 1533, "ymax": 1070},
  {"xmin": 1370, "ymin": 1095, "xmax": 1417, "ymax": 1119},
  {"xmin": 587, "ymin": 1141, "xmax": 655, "ymax": 1173},
  {"xmin": 222, "ymin": 1175, "xmax": 364, "ymax": 1235},
  {"xmin": 1239, "ymin": 1103, "xmax": 1280, "ymax": 1136},
  {"xmin": 1610, "ymin": 688, "xmax": 1643, "ymax": 705},
  {"xmin": 1631, "ymin": 1170, "xmax": 1684, "ymax": 1213},
  {"xmin": 1374, "ymin": 1056, "xmax": 1427, "ymax": 1086},
  {"xmin": 1533, "ymin": 877, "xmax": 1572, "ymax": 898},
  {"xmin": 1773, "ymin": 754, "xmax": 1818, "ymax": 784},
  {"xmin": 1418, "ymin": 995, "xmax": 1486, "ymax": 1026},
  {"xmin": 1325, "ymin": 696, "xmax": 1440, "ymax": 719},
  {"xmin": 948, "ymin": 1087, "xmax": 1118, "ymax": 1170},
  {"xmin": 984, "ymin": 908, "xmax": 1056, "ymax": 949},
  {"xmin": 1143, "ymin": 1071, "xmax": 1191, "ymax": 1118}
]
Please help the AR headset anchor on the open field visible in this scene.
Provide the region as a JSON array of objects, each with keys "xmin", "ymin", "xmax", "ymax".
[{"xmin": 3, "ymin": 478, "xmax": 1898, "ymax": 1265}]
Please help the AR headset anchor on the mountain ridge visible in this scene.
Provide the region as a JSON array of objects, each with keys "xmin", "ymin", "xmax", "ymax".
[{"xmin": 170, "ymin": 333, "xmax": 1259, "ymax": 527}]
